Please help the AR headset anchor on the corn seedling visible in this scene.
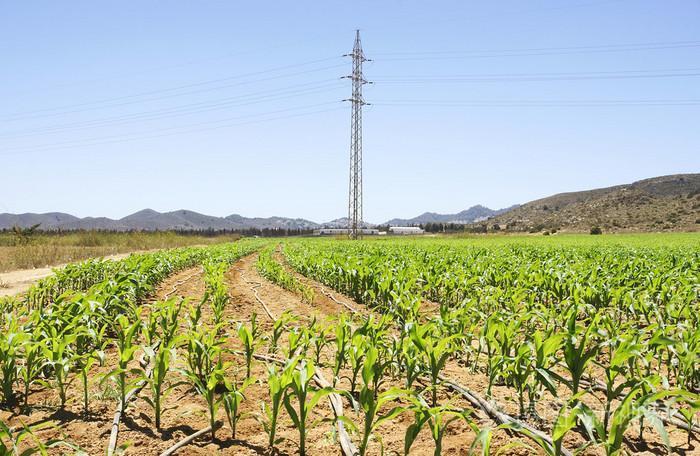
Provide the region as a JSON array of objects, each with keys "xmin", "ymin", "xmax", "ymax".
[
  {"xmin": 223, "ymin": 375, "xmax": 256, "ymax": 440},
  {"xmin": 141, "ymin": 337, "xmax": 185, "ymax": 430},
  {"xmin": 41, "ymin": 325, "xmax": 81, "ymax": 408},
  {"xmin": 340, "ymin": 350, "xmax": 413, "ymax": 456},
  {"xmin": 257, "ymin": 358, "xmax": 296, "ymax": 450},
  {"xmin": 0, "ymin": 420, "xmax": 88, "ymax": 456},
  {"xmin": 409, "ymin": 323, "xmax": 462, "ymax": 407},
  {"xmin": 405, "ymin": 395, "xmax": 474, "ymax": 456},
  {"xmin": 186, "ymin": 323, "xmax": 225, "ymax": 383},
  {"xmin": 237, "ymin": 323, "xmax": 263, "ymax": 379},
  {"xmin": 282, "ymin": 360, "xmax": 333, "ymax": 456},
  {"xmin": 179, "ymin": 359, "xmax": 231, "ymax": 441},
  {"xmin": 18, "ymin": 338, "xmax": 46, "ymax": 412},
  {"xmin": 0, "ymin": 317, "xmax": 29, "ymax": 406},
  {"xmin": 103, "ymin": 314, "xmax": 143, "ymax": 409},
  {"xmin": 76, "ymin": 349, "xmax": 105, "ymax": 415},
  {"xmin": 268, "ymin": 310, "xmax": 299, "ymax": 355},
  {"xmin": 562, "ymin": 311, "xmax": 605, "ymax": 403}
]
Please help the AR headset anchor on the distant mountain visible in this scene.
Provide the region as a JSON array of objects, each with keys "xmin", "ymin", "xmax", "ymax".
[
  {"xmin": 224, "ymin": 214, "xmax": 319, "ymax": 230},
  {"xmin": 319, "ymin": 217, "xmax": 374, "ymax": 229},
  {"xmin": 476, "ymin": 174, "xmax": 700, "ymax": 234},
  {"xmin": 384, "ymin": 205, "xmax": 518, "ymax": 226},
  {"xmin": 0, "ymin": 209, "xmax": 320, "ymax": 232}
]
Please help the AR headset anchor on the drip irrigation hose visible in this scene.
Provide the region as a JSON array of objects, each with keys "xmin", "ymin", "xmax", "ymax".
[
  {"xmin": 562, "ymin": 375, "xmax": 700, "ymax": 433},
  {"xmin": 227, "ymin": 255, "xmax": 361, "ymax": 456},
  {"xmin": 163, "ymin": 267, "xmax": 203, "ymax": 299},
  {"xmin": 274, "ymin": 247, "xmax": 361, "ymax": 315},
  {"xmin": 234, "ymin": 256, "xmax": 277, "ymax": 321},
  {"xmin": 107, "ymin": 342, "xmax": 160, "ymax": 456},
  {"xmin": 308, "ymin": 284, "xmax": 361, "ymax": 315},
  {"xmin": 245, "ymin": 351, "xmax": 359, "ymax": 456},
  {"xmin": 159, "ymin": 421, "xmax": 223, "ymax": 456},
  {"xmin": 434, "ymin": 374, "xmax": 574, "ymax": 456}
]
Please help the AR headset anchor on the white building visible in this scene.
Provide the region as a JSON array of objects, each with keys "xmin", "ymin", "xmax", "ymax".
[
  {"xmin": 313, "ymin": 228, "xmax": 380, "ymax": 236},
  {"xmin": 389, "ymin": 226, "xmax": 424, "ymax": 235}
]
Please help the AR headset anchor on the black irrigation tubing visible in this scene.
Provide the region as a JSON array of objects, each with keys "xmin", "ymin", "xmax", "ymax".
[
  {"xmin": 247, "ymin": 351, "xmax": 359, "ymax": 456},
  {"xmin": 565, "ymin": 375, "xmax": 700, "ymax": 433},
  {"xmin": 236, "ymin": 258, "xmax": 276, "ymax": 321},
  {"xmin": 434, "ymin": 373, "xmax": 575, "ymax": 456},
  {"xmin": 163, "ymin": 266, "xmax": 203, "ymax": 300},
  {"xmin": 159, "ymin": 421, "xmax": 223, "ymax": 456},
  {"xmin": 107, "ymin": 342, "xmax": 160, "ymax": 456}
]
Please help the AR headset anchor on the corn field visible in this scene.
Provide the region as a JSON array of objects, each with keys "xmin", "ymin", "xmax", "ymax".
[{"xmin": 1, "ymin": 234, "xmax": 699, "ymax": 455}]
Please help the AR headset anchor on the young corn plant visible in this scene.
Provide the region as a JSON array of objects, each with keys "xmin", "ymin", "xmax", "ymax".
[
  {"xmin": 562, "ymin": 311, "xmax": 605, "ymax": 404},
  {"xmin": 307, "ymin": 312, "xmax": 332, "ymax": 365},
  {"xmin": 18, "ymin": 338, "xmax": 46, "ymax": 412},
  {"xmin": 237, "ymin": 323, "xmax": 263, "ymax": 379},
  {"xmin": 401, "ymin": 337, "xmax": 424, "ymax": 390},
  {"xmin": 267, "ymin": 310, "xmax": 299, "ymax": 356},
  {"xmin": 575, "ymin": 382, "xmax": 675, "ymax": 456},
  {"xmin": 283, "ymin": 360, "xmax": 333, "ymax": 456},
  {"xmin": 76, "ymin": 348, "xmax": 105, "ymax": 415},
  {"xmin": 186, "ymin": 323, "xmax": 225, "ymax": 383},
  {"xmin": 257, "ymin": 358, "xmax": 296, "ymax": 450},
  {"xmin": 0, "ymin": 420, "xmax": 88, "ymax": 456},
  {"xmin": 41, "ymin": 326, "xmax": 81, "ymax": 408},
  {"xmin": 103, "ymin": 313, "xmax": 143, "ymax": 409},
  {"xmin": 344, "ymin": 333, "xmax": 369, "ymax": 396},
  {"xmin": 332, "ymin": 313, "xmax": 352, "ymax": 386},
  {"xmin": 593, "ymin": 338, "xmax": 640, "ymax": 431},
  {"xmin": 141, "ymin": 336, "xmax": 185, "ymax": 430},
  {"xmin": 502, "ymin": 340, "xmax": 536, "ymax": 418},
  {"xmin": 223, "ymin": 375, "xmax": 256, "ymax": 440},
  {"xmin": 340, "ymin": 351, "xmax": 413, "ymax": 456},
  {"xmin": 669, "ymin": 395, "xmax": 700, "ymax": 445},
  {"xmin": 0, "ymin": 317, "xmax": 29, "ymax": 406},
  {"xmin": 179, "ymin": 359, "xmax": 230, "ymax": 441},
  {"xmin": 410, "ymin": 323, "xmax": 462, "ymax": 407},
  {"xmin": 405, "ymin": 395, "xmax": 475, "ymax": 456}
]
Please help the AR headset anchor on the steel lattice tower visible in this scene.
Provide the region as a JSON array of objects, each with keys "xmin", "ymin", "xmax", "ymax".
[{"xmin": 344, "ymin": 29, "xmax": 370, "ymax": 240}]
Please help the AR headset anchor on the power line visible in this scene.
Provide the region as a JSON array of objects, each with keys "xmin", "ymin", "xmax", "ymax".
[
  {"xmin": 372, "ymin": 40, "xmax": 700, "ymax": 61},
  {"xmin": 0, "ymin": 80, "xmax": 345, "ymax": 139},
  {"xmin": 372, "ymin": 69, "xmax": 700, "ymax": 84},
  {"xmin": 0, "ymin": 33, "xmax": 353, "ymax": 98},
  {"xmin": 0, "ymin": 103, "xmax": 345, "ymax": 156},
  {"xmin": 373, "ymin": 99, "xmax": 700, "ymax": 107},
  {"xmin": 1, "ymin": 59, "xmax": 344, "ymax": 121}
]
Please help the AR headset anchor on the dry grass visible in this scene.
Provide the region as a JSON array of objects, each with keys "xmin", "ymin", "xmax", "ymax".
[{"xmin": 0, "ymin": 231, "xmax": 242, "ymax": 272}]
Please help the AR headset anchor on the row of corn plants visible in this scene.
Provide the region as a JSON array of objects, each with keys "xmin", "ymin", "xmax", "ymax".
[
  {"xmin": 0, "ymin": 238, "xmax": 268, "ymax": 453},
  {"xmin": 255, "ymin": 244, "xmax": 316, "ymax": 304},
  {"xmin": 277, "ymin": 236, "xmax": 700, "ymax": 454}
]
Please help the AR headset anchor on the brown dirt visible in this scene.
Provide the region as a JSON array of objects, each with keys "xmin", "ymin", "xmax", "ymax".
[{"xmin": 1, "ymin": 253, "xmax": 697, "ymax": 455}]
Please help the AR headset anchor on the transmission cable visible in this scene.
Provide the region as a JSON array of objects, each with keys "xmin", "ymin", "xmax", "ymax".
[{"xmin": 0, "ymin": 103, "xmax": 345, "ymax": 156}]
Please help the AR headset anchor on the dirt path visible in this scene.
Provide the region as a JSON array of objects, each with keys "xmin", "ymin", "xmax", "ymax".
[{"xmin": 0, "ymin": 251, "xmax": 152, "ymax": 298}]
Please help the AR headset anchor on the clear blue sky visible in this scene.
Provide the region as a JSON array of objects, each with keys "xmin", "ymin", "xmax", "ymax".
[{"xmin": 2, "ymin": 1, "xmax": 699, "ymax": 224}]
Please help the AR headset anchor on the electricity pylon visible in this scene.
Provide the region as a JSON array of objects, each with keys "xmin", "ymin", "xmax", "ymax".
[{"xmin": 344, "ymin": 29, "xmax": 370, "ymax": 240}]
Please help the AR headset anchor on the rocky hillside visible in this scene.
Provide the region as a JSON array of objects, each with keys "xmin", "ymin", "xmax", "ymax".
[{"xmin": 478, "ymin": 174, "xmax": 700, "ymax": 234}]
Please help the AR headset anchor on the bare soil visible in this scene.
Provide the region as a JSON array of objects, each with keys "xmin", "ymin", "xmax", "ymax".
[{"xmin": 1, "ymin": 253, "xmax": 696, "ymax": 455}]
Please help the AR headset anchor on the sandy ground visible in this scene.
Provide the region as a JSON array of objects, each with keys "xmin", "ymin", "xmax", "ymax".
[{"xmin": 0, "ymin": 251, "xmax": 149, "ymax": 298}]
